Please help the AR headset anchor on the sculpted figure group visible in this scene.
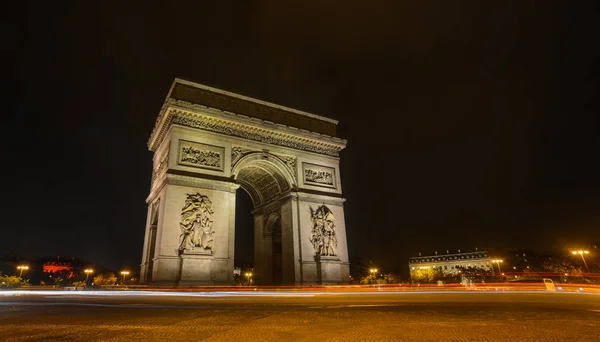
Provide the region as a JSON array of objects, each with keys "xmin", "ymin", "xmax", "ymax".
[
  {"xmin": 305, "ymin": 169, "xmax": 334, "ymax": 186},
  {"xmin": 309, "ymin": 205, "xmax": 337, "ymax": 257},
  {"xmin": 178, "ymin": 193, "xmax": 215, "ymax": 252},
  {"xmin": 180, "ymin": 146, "xmax": 220, "ymax": 167}
]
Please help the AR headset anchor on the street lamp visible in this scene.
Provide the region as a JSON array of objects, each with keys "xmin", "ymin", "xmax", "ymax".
[
  {"xmin": 244, "ymin": 272, "xmax": 253, "ymax": 285},
  {"xmin": 368, "ymin": 268, "xmax": 379, "ymax": 284},
  {"xmin": 84, "ymin": 269, "xmax": 94, "ymax": 284},
  {"xmin": 16, "ymin": 265, "xmax": 29, "ymax": 278},
  {"xmin": 571, "ymin": 250, "xmax": 590, "ymax": 271},
  {"xmin": 120, "ymin": 271, "xmax": 130, "ymax": 285},
  {"xmin": 491, "ymin": 259, "xmax": 503, "ymax": 275}
]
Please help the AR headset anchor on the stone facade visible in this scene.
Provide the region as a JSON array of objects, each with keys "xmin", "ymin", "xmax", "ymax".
[
  {"xmin": 140, "ymin": 79, "xmax": 349, "ymax": 286},
  {"xmin": 408, "ymin": 250, "xmax": 494, "ymax": 278}
]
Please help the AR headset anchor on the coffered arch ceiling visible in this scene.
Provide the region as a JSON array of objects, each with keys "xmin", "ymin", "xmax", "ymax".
[{"xmin": 235, "ymin": 160, "xmax": 291, "ymax": 208}]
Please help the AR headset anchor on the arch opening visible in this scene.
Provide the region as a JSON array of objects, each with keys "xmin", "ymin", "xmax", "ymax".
[
  {"xmin": 232, "ymin": 153, "xmax": 295, "ymax": 208},
  {"xmin": 232, "ymin": 153, "xmax": 295, "ymax": 285},
  {"xmin": 234, "ymin": 187, "xmax": 254, "ymax": 272}
]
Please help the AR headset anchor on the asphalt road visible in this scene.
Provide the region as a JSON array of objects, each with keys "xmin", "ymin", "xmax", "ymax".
[{"xmin": 1, "ymin": 290, "xmax": 599, "ymax": 341}]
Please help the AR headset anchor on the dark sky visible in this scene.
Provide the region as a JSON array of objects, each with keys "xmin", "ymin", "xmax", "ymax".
[{"xmin": 6, "ymin": 1, "xmax": 600, "ymax": 274}]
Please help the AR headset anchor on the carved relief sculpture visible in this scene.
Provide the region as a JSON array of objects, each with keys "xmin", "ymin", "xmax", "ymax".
[
  {"xmin": 277, "ymin": 154, "xmax": 297, "ymax": 182},
  {"xmin": 303, "ymin": 163, "xmax": 336, "ymax": 188},
  {"xmin": 151, "ymin": 154, "xmax": 168, "ymax": 184},
  {"xmin": 280, "ymin": 155, "xmax": 296, "ymax": 170},
  {"xmin": 305, "ymin": 169, "xmax": 334, "ymax": 186},
  {"xmin": 309, "ymin": 205, "xmax": 337, "ymax": 257},
  {"xmin": 178, "ymin": 193, "xmax": 215, "ymax": 253},
  {"xmin": 178, "ymin": 140, "xmax": 224, "ymax": 171},
  {"xmin": 231, "ymin": 146, "xmax": 254, "ymax": 167},
  {"xmin": 181, "ymin": 146, "xmax": 219, "ymax": 167},
  {"xmin": 171, "ymin": 113, "xmax": 341, "ymax": 157}
]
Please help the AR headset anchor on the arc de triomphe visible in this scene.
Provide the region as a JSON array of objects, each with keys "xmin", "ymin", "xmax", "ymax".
[{"xmin": 140, "ymin": 79, "xmax": 349, "ymax": 285}]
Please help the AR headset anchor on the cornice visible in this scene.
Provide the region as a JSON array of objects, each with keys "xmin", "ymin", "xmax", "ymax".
[
  {"xmin": 167, "ymin": 99, "xmax": 345, "ymax": 144},
  {"xmin": 165, "ymin": 171, "xmax": 238, "ymax": 192},
  {"xmin": 172, "ymin": 78, "xmax": 339, "ymax": 126},
  {"xmin": 291, "ymin": 191, "xmax": 347, "ymax": 206},
  {"xmin": 148, "ymin": 104, "xmax": 347, "ymax": 157}
]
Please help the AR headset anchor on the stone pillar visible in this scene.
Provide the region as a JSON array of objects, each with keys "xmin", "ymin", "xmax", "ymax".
[
  {"xmin": 226, "ymin": 189, "xmax": 237, "ymax": 284},
  {"xmin": 280, "ymin": 197, "xmax": 298, "ymax": 285},
  {"xmin": 291, "ymin": 192, "xmax": 350, "ymax": 285},
  {"xmin": 140, "ymin": 204, "xmax": 153, "ymax": 284},
  {"xmin": 253, "ymin": 212, "xmax": 267, "ymax": 285},
  {"xmin": 149, "ymin": 176, "xmax": 238, "ymax": 286},
  {"xmin": 263, "ymin": 229, "xmax": 273, "ymax": 285}
]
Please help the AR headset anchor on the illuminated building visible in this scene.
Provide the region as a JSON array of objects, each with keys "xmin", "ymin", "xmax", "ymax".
[
  {"xmin": 408, "ymin": 250, "xmax": 494, "ymax": 276},
  {"xmin": 42, "ymin": 257, "xmax": 76, "ymax": 279}
]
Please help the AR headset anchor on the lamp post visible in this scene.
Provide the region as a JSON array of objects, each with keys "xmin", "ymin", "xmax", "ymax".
[
  {"xmin": 244, "ymin": 272, "xmax": 253, "ymax": 285},
  {"xmin": 16, "ymin": 265, "xmax": 29, "ymax": 278},
  {"xmin": 120, "ymin": 271, "xmax": 130, "ymax": 285},
  {"xmin": 571, "ymin": 250, "xmax": 590, "ymax": 272},
  {"xmin": 84, "ymin": 269, "xmax": 94, "ymax": 284},
  {"xmin": 369, "ymin": 268, "xmax": 379, "ymax": 284},
  {"xmin": 491, "ymin": 259, "xmax": 503, "ymax": 275}
]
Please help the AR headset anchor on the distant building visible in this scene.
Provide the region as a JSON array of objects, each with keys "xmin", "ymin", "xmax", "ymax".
[
  {"xmin": 504, "ymin": 250, "xmax": 548, "ymax": 272},
  {"xmin": 408, "ymin": 250, "xmax": 494, "ymax": 276},
  {"xmin": 42, "ymin": 256, "xmax": 81, "ymax": 279}
]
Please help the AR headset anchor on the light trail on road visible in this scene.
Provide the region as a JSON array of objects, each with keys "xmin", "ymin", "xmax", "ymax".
[{"xmin": 1, "ymin": 290, "xmax": 599, "ymax": 341}]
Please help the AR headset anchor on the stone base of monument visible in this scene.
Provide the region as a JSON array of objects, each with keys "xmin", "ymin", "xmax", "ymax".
[
  {"xmin": 149, "ymin": 250, "xmax": 234, "ymax": 286},
  {"xmin": 315, "ymin": 255, "xmax": 344, "ymax": 285},
  {"xmin": 178, "ymin": 252, "xmax": 214, "ymax": 285}
]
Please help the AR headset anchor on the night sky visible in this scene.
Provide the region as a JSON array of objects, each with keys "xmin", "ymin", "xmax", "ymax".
[{"xmin": 6, "ymin": 2, "xmax": 600, "ymax": 274}]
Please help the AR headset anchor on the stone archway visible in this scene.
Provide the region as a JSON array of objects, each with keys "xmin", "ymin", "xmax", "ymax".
[
  {"xmin": 140, "ymin": 78, "xmax": 350, "ymax": 286},
  {"xmin": 232, "ymin": 151, "xmax": 296, "ymax": 207},
  {"xmin": 231, "ymin": 153, "xmax": 296, "ymax": 285}
]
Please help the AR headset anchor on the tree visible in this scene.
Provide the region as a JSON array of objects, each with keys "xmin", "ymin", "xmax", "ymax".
[
  {"xmin": 93, "ymin": 273, "xmax": 117, "ymax": 286},
  {"xmin": 42, "ymin": 269, "xmax": 73, "ymax": 287},
  {"xmin": 411, "ymin": 268, "xmax": 443, "ymax": 284},
  {"xmin": 382, "ymin": 273, "xmax": 395, "ymax": 284},
  {"xmin": 455, "ymin": 266, "xmax": 495, "ymax": 283},
  {"xmin": 359, "ymin": 272, "xmax": 395, "ymax": 284},
  {"xmin": 543, "ymin": 257, "xmax": 582, "ymax": 274},
  {"xmin": 53, "ymin": 275, "xmax": 65, "ymax": 286},
  {"xmin": 0, "ymin": 274, "xmax": 30, "ymax": 288}
]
